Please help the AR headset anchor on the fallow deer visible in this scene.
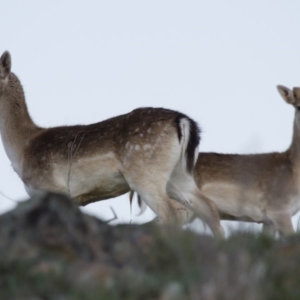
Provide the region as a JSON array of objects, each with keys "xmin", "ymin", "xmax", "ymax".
[
  {"xmin": 0, "ymin": 51, "xmax": 224, "ymax": 238},
  {"xmin": 133, "ymin": 85, "xmax": 300, "ymax": 237}
]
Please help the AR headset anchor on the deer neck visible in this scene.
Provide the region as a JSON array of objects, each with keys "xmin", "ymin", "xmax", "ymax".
[
  {"xmin": 288, "ymin": 115, "xmax": 300, "ymax": 168},
  {"xmin": 0, "ymin": 73, "xmax": 40, "ymax": 176}
]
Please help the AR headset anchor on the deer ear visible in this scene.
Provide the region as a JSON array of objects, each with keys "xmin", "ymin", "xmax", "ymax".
[
  {"xmin": 0, "ymin": 51, "xmax": 11, "ymax": 79},
  {"xmin": 277, "ymin": 85, "xmax": 295, "ymax": 104}
]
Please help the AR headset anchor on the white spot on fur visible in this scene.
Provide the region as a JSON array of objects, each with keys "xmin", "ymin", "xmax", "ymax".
[
  {"xmin": 135, "ymin": 128, "xmax": 139, "ymax": 132},
  {"xmin": 143, "ymin": 144, "xmax": 152, "ymax": 150},
  {"xmin": 147, "ymin": 128, "xmax": 151, "ymax": 134},
  {"xmin": 135, "ymin": 145, "xmax": 140, "ymax": 151},
  {"xmin": 125, "ymin": 142, "xmax": 130, "ymax": 149},
  {"xmin": 140, "ymin": 133, "xmax": 143, "ymax": 137}
]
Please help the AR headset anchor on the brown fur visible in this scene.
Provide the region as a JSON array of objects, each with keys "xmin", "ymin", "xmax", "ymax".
[
  {"xmin": 22, "ymin": 108, "xmax": 187, "ymax": 198},
  {"xmin": 195, "ymin": 151, "xmax": 296, "ymax": 207},
  {"xmin": 195, "ymin": 152, "xmax": 297, "ymax": 218}
]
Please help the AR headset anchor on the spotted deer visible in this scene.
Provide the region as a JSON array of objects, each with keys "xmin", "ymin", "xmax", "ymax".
[
  {"xmin": 0, "ymin": 51, "xmax": 224, "ymax": 238},
  {"xmin": 133, "ymin": 85, "xmax": 300, "ymax": 237}
]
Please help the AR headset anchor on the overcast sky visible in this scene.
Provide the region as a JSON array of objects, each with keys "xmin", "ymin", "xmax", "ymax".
[{"xmin": 1, "ymin": 1, "xmax": 300, "ymax": 235}]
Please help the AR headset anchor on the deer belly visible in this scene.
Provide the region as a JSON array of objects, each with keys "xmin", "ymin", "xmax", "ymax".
[
  {"xmin": 64, "ymin": 154, "xmax": 129, "ymax": 204},
  {"xmin": 70, "ymin": 170, "xmax": 129, "ymax": 204},
  {"xmin": 201, "ymin": 182, "xmax": 265, "ymax": 222}
]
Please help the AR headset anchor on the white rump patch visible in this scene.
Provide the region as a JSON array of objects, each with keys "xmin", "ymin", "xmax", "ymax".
[{"xmin": 178, "ymin": 117, "xmax": 192, "ymax": 171}]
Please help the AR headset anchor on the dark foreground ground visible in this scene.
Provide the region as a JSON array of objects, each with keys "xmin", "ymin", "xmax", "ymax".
[{"xmin": 0, "ymin": 193, "xmax": 299, "ymax": 300}]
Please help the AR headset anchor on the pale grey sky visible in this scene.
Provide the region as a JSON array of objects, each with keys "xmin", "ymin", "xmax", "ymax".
[{"xmin": 1, "ymin": 1, "xmax": 300, "ymax": 234}]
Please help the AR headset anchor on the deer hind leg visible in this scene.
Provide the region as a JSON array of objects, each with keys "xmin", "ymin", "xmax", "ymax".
[
  {"xmin": 128, "ymin": 179, "xmax": 188, "ymax": 225},
  {"xmin": 167, "ymin": 169, "xmax": 224, "ymax": 239},
  {"xmin": 123, "ymin": 160, "xmax": 195, "ymax": 225},
  {"xmin": 267, "ymin": 211, "xmax": 294, "ymax": 237}
]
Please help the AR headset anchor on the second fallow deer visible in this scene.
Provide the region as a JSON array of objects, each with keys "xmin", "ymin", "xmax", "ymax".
[
  {"xmin": 195, "ymin": 85, "xmax": 300, "ymax": 236},
  {"xmin": 0, "ymin": 51, "xmax": 224, "ymax": 238}
]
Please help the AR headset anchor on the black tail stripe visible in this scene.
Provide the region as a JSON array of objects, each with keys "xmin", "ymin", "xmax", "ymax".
[{"xmin": 175, "ymin": 114, "xmax": 201, "ymax": 174}]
